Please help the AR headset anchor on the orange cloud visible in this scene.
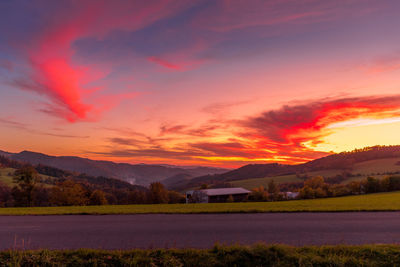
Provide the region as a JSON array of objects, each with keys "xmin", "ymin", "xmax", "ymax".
[{"xmin": 97, "ymin": 95, "xmax": 400, "ymax": 166}]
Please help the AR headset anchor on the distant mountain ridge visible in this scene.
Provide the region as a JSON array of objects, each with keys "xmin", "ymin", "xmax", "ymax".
[{"xmin": 0, "ymin": 150, "xmax": 230, "ymax": 186}]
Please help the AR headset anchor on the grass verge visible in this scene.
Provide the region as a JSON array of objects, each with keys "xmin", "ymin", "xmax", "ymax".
[
  {"xmin": 3, "ymin": 244, "xmax": 400, "ymax": 266},
  {"xmin": 0, "ymin": 191, "xmax": 400, "ymax": 215}
]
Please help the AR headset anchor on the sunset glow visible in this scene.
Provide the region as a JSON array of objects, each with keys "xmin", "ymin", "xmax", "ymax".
[{"xmin": 1, "ymin": 0, "xmax": 400, "ymax": 167}]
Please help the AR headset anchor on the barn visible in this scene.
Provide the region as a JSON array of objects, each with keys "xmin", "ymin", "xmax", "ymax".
[{"xmin": 186, "ymin": 187, "xmax": 251, "ymax": 203}]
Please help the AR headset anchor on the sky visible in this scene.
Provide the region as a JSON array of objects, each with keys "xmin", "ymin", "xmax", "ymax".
[{"xmin": 1, "ymin": 0, "xmax": 400, "ymax": 167}]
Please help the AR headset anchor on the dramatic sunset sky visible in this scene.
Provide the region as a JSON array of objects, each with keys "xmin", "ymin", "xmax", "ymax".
[{"xmin": 1, "ymin": 0, "xmax": 400, "ymax": 167}]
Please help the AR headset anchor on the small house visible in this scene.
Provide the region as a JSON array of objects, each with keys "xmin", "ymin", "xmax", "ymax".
[
  {"xmin": 285, "ymin": 192, "xmax": 299, "ymax": 199},
  {"xmin": 186, "ymin": 187, "xmax": 251, "ymax": 203}
]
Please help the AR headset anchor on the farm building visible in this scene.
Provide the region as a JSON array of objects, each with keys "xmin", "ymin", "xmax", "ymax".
[
  {"xmin": 186, "ymin": 187, "xmax": 251, "ymax": 203},
  {"xmin": 285, "ymin": 192, "xmax": 299, "ymax": 199}
]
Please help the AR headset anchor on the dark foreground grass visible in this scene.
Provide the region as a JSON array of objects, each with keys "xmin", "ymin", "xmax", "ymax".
[
  {"xmin": 1, "ymin": 191, "xmax": 400, "ymax": 215},
  {"xmin": 2, "ymin": 244, "xmax": 400, "ymax": 266}
]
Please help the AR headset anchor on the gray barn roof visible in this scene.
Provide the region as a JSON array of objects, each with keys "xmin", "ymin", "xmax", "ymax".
[{"xmin": 199, "ymin": 187, "xmax": 251, "ymax": 196}]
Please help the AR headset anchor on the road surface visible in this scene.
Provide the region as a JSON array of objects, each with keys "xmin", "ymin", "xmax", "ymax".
[{"xmin": 1, "ymin": 212, "xmax": 400, "ymax": 250}]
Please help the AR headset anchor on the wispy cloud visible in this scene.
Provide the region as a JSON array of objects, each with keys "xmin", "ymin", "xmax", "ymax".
[{"xmin": 363, "ymin": 51, "xmax": 400, "ymax": 74}]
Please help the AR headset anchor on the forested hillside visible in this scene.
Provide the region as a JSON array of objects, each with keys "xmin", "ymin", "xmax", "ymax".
[
  {"xmin": 0, "ymin": 150, "xmax": 229, "ymax": 186},
  {"xmin": 0, "ymin": 155, "xmax": 189, "ymax": 207}
]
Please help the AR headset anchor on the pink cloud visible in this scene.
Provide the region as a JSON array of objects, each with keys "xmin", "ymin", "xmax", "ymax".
[{"xmin": 14, "ymin": 1, "xmax": 190, "ymax": 122}]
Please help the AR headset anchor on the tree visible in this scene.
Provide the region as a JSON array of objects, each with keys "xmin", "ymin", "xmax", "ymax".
[
  {"xmin": 267, "ymin": 179, "xmax": 279, "ymax": 194},
  {"xmin": 148, "ymin": 182, "xmax": 169, "ymax": 204},
  {"xmin": 89, "ymin": 190, "xmax": 108, "ymax": 205},
  {"xmin": 381, "ymin": 176, "xmax": 400, "ymax": 192},
  {"xmin": 0, "ymin": 182, "xmax": 12, "ymax": 207},
  {"xmin": 32, "ymin": 185, "xmax": 50, "ymax": 207},
  {"xmin": 364, "ymin": 176, "xmax": 380, "ymax": 193},
  {"xmin": 50, "ymin": 180, "xmax": 88, "ymax": 206},
  {"xmin": 249, "ymin": 186, "xmax": 268, "ymax": 202},
  {"xmin": 314, "ymin": 187, "xmax": 327, "ymax": 198},
  {"xmin": 200, "ymin": 184, "xmax": 209, "ymax": 189},
  {"xmin": 13, "ymin": 166, "xmax": 40, "ymax": 206},
  {"xmin": 304, "ymin": 176, "xmax": 325, "ymax": 189},
  {"xmin": 267, "ymin": 179, "xmax": 280, "ymax": 200},
  {"xmin": 299, "ymin": 186, "xmax": 314, "ymax": 199},
  {"xmin": 128, "ymin": 190, "xmax": 147, "ymax": 204},
  {"xmin": 348, "ymin": 181, "xmax": 362, "ymax": 195}
]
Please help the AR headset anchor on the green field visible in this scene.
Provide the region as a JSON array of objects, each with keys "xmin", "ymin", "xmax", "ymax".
[
  {"xmin": 2, "ymin": 244, "xmax": 400, "ymax": 266},
  {"xmin": 0, "ymin": 191, "xmax": 399, "ymax": 215},
  {"xmin": 0, "ymin": 168, "xmax": 15, "ymax": 186}
]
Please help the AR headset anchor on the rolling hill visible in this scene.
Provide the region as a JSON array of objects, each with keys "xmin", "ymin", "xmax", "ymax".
[
  {"xmin": 169, "ymin": 146, "xmax": 400, "ymax": 191},
  {"xmin": 0, "ymin": 161, "xmax": 146, "ymax": 192},
  {"xmin": 0, "ymin": 150, "xmax": 229, "ymax": 186}
]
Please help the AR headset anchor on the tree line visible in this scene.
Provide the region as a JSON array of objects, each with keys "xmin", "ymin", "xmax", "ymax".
[{"xmin": 247, "ymin": 175, "xmax": 400, "ymax": 202}]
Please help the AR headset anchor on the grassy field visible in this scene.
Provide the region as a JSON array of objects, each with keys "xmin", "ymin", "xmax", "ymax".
[
  {"xmin": 353, "ymin": 158, "xmax": 400, "ymax": 174},
  {"xmin": 2, "ymin": 244, "xmax": 400, "ymax": 266},
  {"xmin": 1, "ymin": 191, "xmax": 400, "ymax": 215},
  {"xmin": 0, "ymin": 167, "xmax": 15, "ymax": 186},
  {"xmin": 231, "ymin": 169, "xmax": 345, "ymax": 190},
  {"xmin": 230, "ymin": 170, "xmax": 340, "ymax": 190}
]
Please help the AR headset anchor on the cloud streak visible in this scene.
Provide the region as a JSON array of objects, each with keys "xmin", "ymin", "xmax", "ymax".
[{"xmin": 0, "ymin": 117, "xmax": 89, "ymax": 138}]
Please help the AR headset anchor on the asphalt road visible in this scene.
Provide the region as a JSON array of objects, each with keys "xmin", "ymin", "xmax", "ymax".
[{"xmin": 1, "ymin": 212, "xmax": 400, "ymax": 250}]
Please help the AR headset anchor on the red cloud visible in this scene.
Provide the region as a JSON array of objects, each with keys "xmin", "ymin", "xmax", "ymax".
[
  {"xmin": 15, "ymin": 1, "xmax": 189, "ymax": 122},
  {"xmin": 240, "ymin": 95, "xmax": 400, "ymax": 153}
]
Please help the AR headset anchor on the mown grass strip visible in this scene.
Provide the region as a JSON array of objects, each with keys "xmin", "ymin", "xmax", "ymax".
[
  {"xmin": 2, "ymin": 244, "xmax": 400, "ymax": 266},
  {"xmin": 1, "ymin": 191, "xmax": 400, "ymax": 215}
]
